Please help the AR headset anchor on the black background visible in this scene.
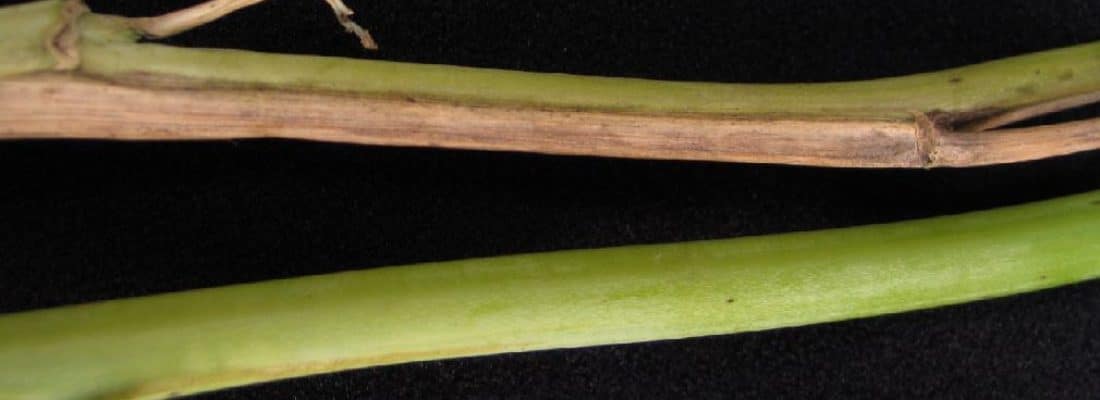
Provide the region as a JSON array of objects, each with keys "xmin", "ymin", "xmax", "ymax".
[{"xmin": 2, "ymin": 0, "xmax": 1100, "ymax": 398}]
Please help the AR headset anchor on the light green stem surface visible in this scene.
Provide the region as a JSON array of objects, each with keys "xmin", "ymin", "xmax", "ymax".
[
  {"xmin": 5, "ymin": 0, "xmax": 1100, "ymax": 120},
  {"xmin": 77, "ymin": 15, "xmax": 1100, "ymax": 119},
  {"xmin": 2, "ymin": 190, "xmax": 1099, "ymax": 399},
  {"xmin": 0, "ymin": 0, "xmax": 61, "ymax": 76}
]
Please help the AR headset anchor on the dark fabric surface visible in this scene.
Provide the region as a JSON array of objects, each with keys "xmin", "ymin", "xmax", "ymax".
[{"xmin": 2, "ymin": 0, "xmax": 1100, "ymax": 398}]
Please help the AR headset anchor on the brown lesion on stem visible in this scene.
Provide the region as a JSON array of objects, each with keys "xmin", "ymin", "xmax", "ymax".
[
  {"xmin": 46, "ymin": 0, "xmax": 89, "ymax": 70},
  {"xmin": 938, "ymin": 77, "xmax": 1100, "ymax": 166},
  {"xmin": 128, "ymin": 0, "xmax": 378, "ymax": 50},
  {"xmin": 934, "ymin": 113, "xmax": 1100, "ymax": 167},
  {"xmin": 4, "ymin": 72, "xmax": 1100, "ymax": 169},
  {"xmin": 912, "ymin": 112, "xmax": 944, "ymax": 167},
  {"xmin": 12, "ymin": 0, "xmax": 1100, "ymax": 169},
  {"xmin": 909, "ymin": 93, "xmax": 1100, "ymax": 167}
]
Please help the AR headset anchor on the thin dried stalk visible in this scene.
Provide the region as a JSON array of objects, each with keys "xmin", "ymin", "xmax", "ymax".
[
  {"xmin": 962, "ymin": 91, "xmax": 1100, "ymax": 131},
  {"xmin": 322, "ymin": 0, "xmax": 378, "ymax": 49},
  {"xmin": 129, "ymin": 0, "xmax": 377, "ymax": 49}
]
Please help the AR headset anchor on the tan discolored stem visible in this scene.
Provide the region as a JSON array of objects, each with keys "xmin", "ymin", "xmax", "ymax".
[
  {"xmin": 323, "ymin": 0, "xmax": 378, "ymax": 49},
  {"xmin": 0, "ymin": 73, "xmax": 923, "ymax": 168},
  {"xmin": 4, "ymin": 73, "xmax": 1100, "ymax": 168},
  {"xmin": 128, "ymin": 0, "xmax": 265, "ymax": 39}
]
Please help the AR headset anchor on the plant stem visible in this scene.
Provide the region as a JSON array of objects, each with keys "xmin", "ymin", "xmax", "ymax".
[
  {"xmin": 2, "ymin": 190, "xmax": 1099, "ymax": 399},
  {"xmin": 0, "ymin": 0, "xmax": 64, "ymax": 76},
  {"xmin": 74, "ymin": 11, "xmax": 1100, "ymax": 121},
  {"xmin": 2, "ymin": 0, "xmax": 1100, "ymax": 167},
  {"xmin": 5, "ymin": 73, "xmax": 1099, "ymax": 168}
]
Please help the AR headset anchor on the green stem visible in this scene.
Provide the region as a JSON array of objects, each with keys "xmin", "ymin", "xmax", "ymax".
[
  {"xmin": 5, "ymin": 0, "xmax": 1100, "ymax": 121},
  {"xmin": 77, "ymin": 16, "xmax": 1100, "ymax": 120},
  {"xmin": 0, "ymin": 0, "xmax": 61, "ymax": 76},
  {"xmin": 4, "ymin": 0, "xmax": 1100, "ymax": 168},
  {"xmin": 2, "ymin": 190, "xmax": 1099, "ymax": 399}
]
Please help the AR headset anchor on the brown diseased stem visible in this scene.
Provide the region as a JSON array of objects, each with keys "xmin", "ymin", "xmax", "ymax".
[
  {"xmin": 1, "ymin": 0, "xmax": 1099, "ymax": 168},
  {"xmin": 3, "ymin": 73, "xmax": 1099, "ymax": 168}
]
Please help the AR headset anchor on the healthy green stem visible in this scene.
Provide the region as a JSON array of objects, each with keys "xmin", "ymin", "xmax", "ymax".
[{"xmin": 2, "ymin": 190, "xmax": 1099, "ymax": 399}]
